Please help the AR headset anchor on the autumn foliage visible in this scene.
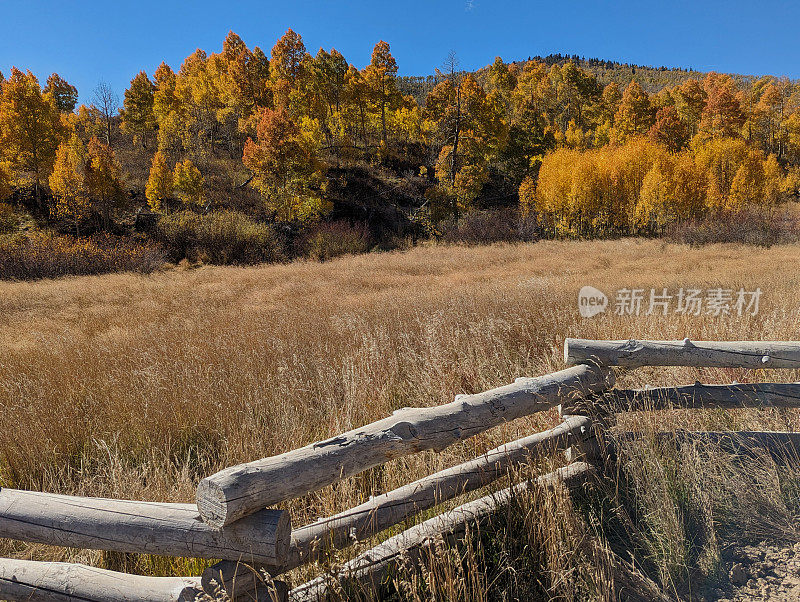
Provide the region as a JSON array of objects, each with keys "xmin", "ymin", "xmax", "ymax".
[{"xmin": 2, "ymin": 30, "xmax": 800, "ymax": 255}]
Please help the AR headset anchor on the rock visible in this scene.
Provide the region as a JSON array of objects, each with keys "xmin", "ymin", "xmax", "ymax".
[{"xmin": 730, "ymin": 563, "xmax": 749, "ymax": 586}]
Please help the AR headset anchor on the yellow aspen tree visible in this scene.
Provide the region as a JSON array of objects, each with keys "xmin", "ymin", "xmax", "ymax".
[
  {"xmin": 121, "ymin": 71, "xmax": 156, "ymax": 148},
  {"xmin": 364, "ymin": 41, "xmax": 401, "ymax": 149},
  {"xmin": 173, "ymin": 159, "xmax": 205, "ymax": 208},
  {"xmin": 0, "ymin": 161, "xmax": 13, "ymax": 201},
  {"xmin": 611, "ymin": 81, "xmax": 653, "ymax": 144},
  {"xmin": 518, "ymin": 175, "xmax": 536, "ymax": 218},
  {"xmin": 270, "ymin": 29, "xmax": 307, "ymax": 111},
  {"xmin": 49, "ymin": 134, "xmax": 90, "ymax": 234},
  {"xmin": 762, "ymin": 153, "xmax": 784, "ymax": 206},
  {"xmin": 145, "ymin": 151, "xmax": 173, "ymax": 211},
  {"xmin": 85, "ymin": 137, "xmax": 125, "ymax": 230},
  {"xmin": 43, "ymin": 73, "xmax": 78, "ymax": 113},
  {"xmin": 728, "ymin": 149, "xmax": 765, "ymax": 209},
  {"xmin": 0, "ymin": 68, "xmax": 63, "ymax": 202},
  {"xmin": 153, "ymin": 62, "xmax": 183, "ymax": 152}
]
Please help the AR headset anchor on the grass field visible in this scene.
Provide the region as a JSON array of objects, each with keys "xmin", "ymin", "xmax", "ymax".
[{"xmin": 2, "ymin": 239, "xmax": 800, "ymax": 598}]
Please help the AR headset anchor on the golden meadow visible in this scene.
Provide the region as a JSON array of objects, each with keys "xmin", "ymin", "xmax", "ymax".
[{"xmin": 2, "ymin": 240, "xmax": 800, "ymax": 597}]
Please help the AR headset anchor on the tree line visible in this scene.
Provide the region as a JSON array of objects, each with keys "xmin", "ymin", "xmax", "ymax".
[{"xmin": 1, "ymin": 29, "xmax": 799, "ymax": 242}]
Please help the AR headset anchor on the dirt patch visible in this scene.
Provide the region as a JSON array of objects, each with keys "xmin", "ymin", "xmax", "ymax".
[{"xmin": 710, "ymin": 542, "xmax": 800, "ymax": 601}]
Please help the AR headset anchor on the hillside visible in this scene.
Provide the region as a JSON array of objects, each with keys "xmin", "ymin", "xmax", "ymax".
[
  {"xmin": 2, "ymin": 30, "xmax": 800, "ymax": 281},
  {"xmin": 399, "ymin": 53, "xmax": 722, "ymax": 102}
]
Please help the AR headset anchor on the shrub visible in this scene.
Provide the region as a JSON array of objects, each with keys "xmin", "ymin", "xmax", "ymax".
[
  {"xmin": 441, "ymin": 208, "xmax": 531, "ymax": 245},
  {"xmin": 156, "ymin": 210, "xmax": 284, "ymax": 264},
  {"xmin": 0, "ymin": 233, "xmax": 165, "ymax": 280},
  {"xmin": 667, "ymin": 207, "xmax": 800, "ymax": 247},
  {"xmin": 300, "ymin": 221, "xmax": 372, "ymax": 261},
  {"xmin": 0, "ymin": 203, "xmax": 20, "ymax": 234}
]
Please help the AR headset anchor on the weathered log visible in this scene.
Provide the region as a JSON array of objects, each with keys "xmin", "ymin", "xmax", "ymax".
[
  {"xmin": 289, "ymin": 415, "xmax": 594, "ymax": 567},
  {"xmin": 565, "ymin": 338, "xmax": 800, "ymax": 369},
  {"xmin": 201, "ymin": 561, "xmax": 288, "ymax": 602},
  {"xmin": 0, "ymin": 558, "xmax": 201, "ymax": 602},
  {"xmin": 611, "ymin": 430, "xmax": 800, "ymax": 462},
  {"xmin": 290, "ymin": 462, "xmax": 594, "ymax": 601},
  {"xmin": 0, "ymin": 488, "xmax": 290, "ymax": 565},
  {"xmin": 203, "ymin": 416, "xmax": 596, "ymax": 586},
  {"xmin": 198, "ymin": 365, "xmax": 613, "ymax": 528},
  {"xmin": 602, "ymin": 383, "xmax": 800, "ymax": 411}
]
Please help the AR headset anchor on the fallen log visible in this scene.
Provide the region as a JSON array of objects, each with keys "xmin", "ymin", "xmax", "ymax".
[
  {"xmin": 564, "ymin": 338, "xmax": 800, "ymax": 369},
  {"xmin": 290, "ymin": 462, "xmax": 594, "ymax": 601},
  {"xmin": 0, "ymin": 558, "xmax": 201, "ymax": 602},
  {"xmin": 0, "ymin": 489, "xmax": 290, "ymax": 566},
  {"xmin": 197, "ymin": 365, "xmax": 613, "ymax": 528}
]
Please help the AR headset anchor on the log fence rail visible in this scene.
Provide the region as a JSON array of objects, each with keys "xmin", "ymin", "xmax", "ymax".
[{"xmin": 2, "ymin": 338, "xmax": 799, "ymax": 601}]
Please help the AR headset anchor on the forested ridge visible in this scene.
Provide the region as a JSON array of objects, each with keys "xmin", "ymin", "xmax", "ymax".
[{"xmin": 1, "ymin": 29, "xmax": 800, "ymax": 276}]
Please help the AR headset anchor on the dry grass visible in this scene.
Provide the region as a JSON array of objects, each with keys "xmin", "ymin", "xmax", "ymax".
[{"xmin": 2, "ymin": 239, "xmax": 800, "ymax": 596}]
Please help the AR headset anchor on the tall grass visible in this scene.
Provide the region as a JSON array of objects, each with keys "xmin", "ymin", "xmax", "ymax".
[{"xmin": 1, "ymin": 240, "xmax": 799, "ymax": 594}]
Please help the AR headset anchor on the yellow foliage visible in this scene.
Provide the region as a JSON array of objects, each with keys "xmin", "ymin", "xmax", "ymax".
[
  {"xmin": 48, "ymin": 134, "xmax": 90, "ymax": 232},
  {"xmin": 0, "ymin": 160, "xmax": 12, "ymax": 201},
  {"xmin": 173, "ymin": 159, "xmax": 205, "ymax": 208},
  {"xmin": 530, "ymin": 138, "xmax": 708, "ymax": 235},
  {"xmin": 146, "ymin": 151, "xmax": 174, "ymax": 211},
  {"xmin": 518, "ymin": 176, "xmax": 536, "ymax": 218}
]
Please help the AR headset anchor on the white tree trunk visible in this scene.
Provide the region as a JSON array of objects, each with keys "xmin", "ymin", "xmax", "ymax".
[
  {"xmin": 0, "ymin": 489, "xmax": 290, "ymax": 565},
  {"xmin": 565, "ymin": 338, "xmax": 800, "ymax": 368},
  {"xmin": 198, "ymin": 365, "xmax": 613, "ymax": 528}
]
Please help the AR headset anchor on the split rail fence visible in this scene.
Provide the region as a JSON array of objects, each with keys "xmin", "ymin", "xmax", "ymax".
[{"xmin": 3, "ymin": 338, "xmax": 800, "ymax": 601}]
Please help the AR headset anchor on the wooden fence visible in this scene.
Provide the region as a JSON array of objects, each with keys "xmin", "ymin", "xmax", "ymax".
[{"xmin": 2, "ymin": 338, "xmax": 800, "ymax": 601}]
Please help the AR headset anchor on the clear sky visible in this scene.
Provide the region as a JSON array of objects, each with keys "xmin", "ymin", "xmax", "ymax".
[{"xmin": 1, "ymin": 0, "xmax": 799, "ymax": 105}]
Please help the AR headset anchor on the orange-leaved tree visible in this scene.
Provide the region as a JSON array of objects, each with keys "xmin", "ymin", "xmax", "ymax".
[
  {"xmin": 364, "ymin": 41, "xmax": 401, "ymax": 149},
  {"xmin": 242, "ymin": 106, "xmax": 328, "ymax": 222}
]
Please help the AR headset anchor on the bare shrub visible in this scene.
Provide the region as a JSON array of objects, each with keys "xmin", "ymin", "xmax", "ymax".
[
  {"xmin": 440, "ymin": 208, "xmax": 541, "ymax": 245},
  {"xmin": 0, "ymin": 232, "xmax": 165, "ymax": 280},
  {"xmin": 667, "ymin": 207, "xmax": 800, "ymax": 247}
]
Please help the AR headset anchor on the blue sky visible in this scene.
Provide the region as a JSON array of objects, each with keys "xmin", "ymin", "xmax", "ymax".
[{"xmin": 1, "ymin": 0, "xmax": 799, "ymax": 105}]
